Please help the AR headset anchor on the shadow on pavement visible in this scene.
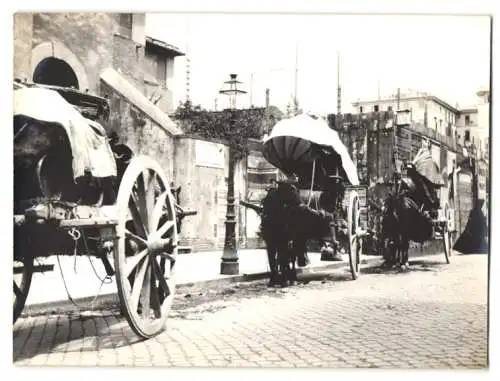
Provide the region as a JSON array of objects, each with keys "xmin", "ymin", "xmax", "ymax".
[
  {"xmin": 296, "ymin": 271, "xmax": 354, "ymax": 283},
  {"xmin": 13, "ymin": 309, "xmax": 145, "ymax": 362},
  {"xmin": 362, "ymin": 259, "xmax": 449, "ymax": 275}
]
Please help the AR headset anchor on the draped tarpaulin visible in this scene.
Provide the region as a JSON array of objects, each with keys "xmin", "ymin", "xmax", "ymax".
[{"xmin": 14, "ymin": 86, "xmax": 117, "ymax": 180}]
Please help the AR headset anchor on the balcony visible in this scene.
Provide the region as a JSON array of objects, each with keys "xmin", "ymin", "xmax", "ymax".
[{"xmin": 408, "ymin": 122, "xmax": 458, "ymax": 151}]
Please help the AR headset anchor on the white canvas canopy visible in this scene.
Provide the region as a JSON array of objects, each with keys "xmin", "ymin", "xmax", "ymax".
[
  {"xmin": 262, "ymin": 114, "xmax": 360, "ymax": 186},
  {"xmin": 14, "ymin": 86, "xmax": 117, "ymax": 180}
]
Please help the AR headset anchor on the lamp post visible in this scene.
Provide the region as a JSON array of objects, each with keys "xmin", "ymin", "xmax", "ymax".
[{"xmin": 219, "ymin": 74, "xmax": 247, "ymax": 275}]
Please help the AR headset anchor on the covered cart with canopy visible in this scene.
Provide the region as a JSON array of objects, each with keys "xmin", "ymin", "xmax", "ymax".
[{"xmin": 260, "ymin": 114, "xmax": 366, "ymax": 280}]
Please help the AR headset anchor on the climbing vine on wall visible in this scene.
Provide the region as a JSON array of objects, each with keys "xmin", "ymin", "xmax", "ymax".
[{"xmin": 173, "ymin": 101, "xmax": 268, "ymax": 161}]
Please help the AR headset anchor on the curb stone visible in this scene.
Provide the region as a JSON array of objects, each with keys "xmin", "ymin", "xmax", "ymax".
[{"xmin": 20, "ymin": 256, "xmax": 384, "ymax": 317}]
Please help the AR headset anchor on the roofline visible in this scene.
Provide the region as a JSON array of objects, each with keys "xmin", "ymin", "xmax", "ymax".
[
  {"xmin": 145, "ymin": 36, "xmax": 185, "ymax": 57},
  {"xmin": 352, "ymin": 95, "xmax": 459, "ymax": 114},
  {"xmin": 458, "ymin": 108, "xmax": 478, "ymax": 114}
]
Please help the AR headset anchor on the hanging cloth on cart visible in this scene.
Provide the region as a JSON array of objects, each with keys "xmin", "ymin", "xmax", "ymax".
[{"xmin": 406, "ymin": 147, "xmax": 444, "ymax": 211}]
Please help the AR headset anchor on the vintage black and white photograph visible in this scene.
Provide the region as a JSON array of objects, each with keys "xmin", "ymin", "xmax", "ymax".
[{"xmin": 11, "ymin": 4, "xmax": 492, "ymax": 370}]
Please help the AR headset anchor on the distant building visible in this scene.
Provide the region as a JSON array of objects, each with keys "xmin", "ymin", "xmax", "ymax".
[
  {"xmin": 352, "ymin": 89, "xmax": 459, "ymax": 139},
  {"xmin": 455, "ymin": 86, "xmax": 490, "ymax": 202},
  {"xmin": 456, "ymin": 86, "xmax": 490, "ymax": 160}
]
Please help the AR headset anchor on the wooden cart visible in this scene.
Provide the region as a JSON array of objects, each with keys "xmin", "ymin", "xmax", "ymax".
[{"xmin": 13, "ymin": 82, "xmax": 195, "ymax": 339}]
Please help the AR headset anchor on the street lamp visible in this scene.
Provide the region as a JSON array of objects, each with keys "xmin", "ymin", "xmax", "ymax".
[
  {"xmin": 219, "ymin": 73, "xmax": 247, "ymax": 110},
  {"xmin": 219, "ymin": 74, "xmax": 247, "ymax": 275}
]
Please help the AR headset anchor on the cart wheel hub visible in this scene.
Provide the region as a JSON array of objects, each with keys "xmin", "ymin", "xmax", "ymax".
[{"xmin": 147, "ymin": 238, "xmax": 172, "ymax": 254}]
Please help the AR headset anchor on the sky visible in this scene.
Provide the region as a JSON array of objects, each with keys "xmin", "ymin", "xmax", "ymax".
[{"xmin": 145, "ymin": 13, "xmax": 491, "ymax": 115}]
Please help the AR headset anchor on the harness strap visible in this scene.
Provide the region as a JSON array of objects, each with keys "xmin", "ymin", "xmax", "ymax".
[{"xmin": 307, "ymin": 158, "xmax": 316, "ymax": 207}]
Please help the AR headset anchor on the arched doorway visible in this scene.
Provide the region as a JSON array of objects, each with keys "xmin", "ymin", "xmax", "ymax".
[{"xmin": 33, "ymin": 57, "xmax": 79, "ymax": 89}]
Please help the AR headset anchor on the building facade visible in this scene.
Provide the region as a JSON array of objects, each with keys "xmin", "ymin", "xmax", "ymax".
[
  {"xmin": 352, "ymin": 89, "xmax": 459, "ymax": 140},
  {"xmin": 13, "ymin": 12, "xmax": 185, "ymax": 179},
  {"xmin": 144, "ymin": 36, "xmax": 185, "ymax": 114},
  {"xmin": 455, "ymin": 86, "xmax": 490, "ymax": 160}
]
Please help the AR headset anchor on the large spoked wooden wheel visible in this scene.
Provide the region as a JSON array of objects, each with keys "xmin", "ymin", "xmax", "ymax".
[
  {"xmin": 347, "ymin": 192, "xmax": 361, "ymax": 280},
  {"xmin": 13, "ymin": 254, "xmax": 33, "ymax": 323},
  {"xmin": 442, "ymin": 203, "xmax": 452, "ymax": 264},
  {"xmin": 115, "ymin": 156, "xmax": 178, "ymax": 339}
]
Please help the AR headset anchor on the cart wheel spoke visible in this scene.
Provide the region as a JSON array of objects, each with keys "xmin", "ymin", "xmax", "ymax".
[
  {"xmin": 151, "ymin": 191, "xmax": 168, "ymax": 230},
  {"xmin": 13, "ymin": 256, "xmax": 34, "ymax": 323},
  {"xmin": 158, "ymin": 252, "xmax": 176, "ymax": 266},
  {"xmin": 145, "ymin": 171, "xmax": 157, "ymax": 231},
  {"xmin": 347, "ymin": 192, "xmax": 361, "ymax": 280},
  {"xmin": 131, "ymin": 191, "xmax": 148, "ymax": 234},
  {"xmin": 125, "ymin": 249, "xmax": 148, "ymax": 277},
  {"xmin": 13, "ymin": 281, "xmax": 22, "ymax": 298},
  {"xmin": 125, "ymin": 229, "xmax": 147, "ymax": 247},
  {"xmin": 155, "ymin": 220, "xmax": 175, "ymax": 240},
  {"xmin": 130, "ymin": 255, "xmax": 149, "ymax": 313},
  {"xmin": 139, "ymin": 264, "xmax": 152, "ymax": 318},
  {"xmin": 128, "ymin": 196, "xmax": 148, "ymax": 238},
  {"xmin": 151, "ymin": 257, "xmax": 170, "ymax": 299},
  {"xmin": 442, "ymin": 203, "xmax": 452, "ymax": 264},
  {"xmin": 148, "ymin": 261, "xmax": 162, "ymax": 318}
]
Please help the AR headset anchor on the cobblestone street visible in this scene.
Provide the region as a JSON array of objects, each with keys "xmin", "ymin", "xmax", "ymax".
[{"xmin": 13, "ymin": 253, "xmax": 488, "ymax": 369}]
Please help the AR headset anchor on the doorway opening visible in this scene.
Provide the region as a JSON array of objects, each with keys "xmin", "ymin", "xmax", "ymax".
[{"xmin": 33, "ymin": 57, "xmax": 79, "ymax": 89}]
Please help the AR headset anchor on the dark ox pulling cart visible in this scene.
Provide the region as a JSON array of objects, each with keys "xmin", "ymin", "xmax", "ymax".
[
  {"xmin": 242, "ymin": 115, "xmax": 367, "ymax": 282},
  {"xmin": 13, "ymin": 82, "xmax": 196, "ymax": 339}
]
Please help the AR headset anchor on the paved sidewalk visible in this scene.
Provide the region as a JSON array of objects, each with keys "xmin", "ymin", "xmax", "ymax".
[{"xmin": 24, "ymin": 249, "xmax": 381, "ymax": 310}]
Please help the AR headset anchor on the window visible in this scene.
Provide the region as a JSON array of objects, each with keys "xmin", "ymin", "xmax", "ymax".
[
  {"xmin": 156, "ymin": 59, "xmax": 167, "ymax": 85},
  {"xmin": 374, "ymin": 105, "xmax": 379, "ymax": 112},
  {"xmin": 446, "ymin": 122, "xmax": 452, "ymax": 137},
  {"xmin": 465, "ymin": 130, "xmax": 470, "ymax": 141},
  {"xmin": 117, "ymin": 13, "xmax": 133, "ymax": 38},
  {"xmin": 465, "ymin": 115, "xmax": 470, "ymax": 125},
  {"xmin": 359, "ymin": 106, "xmax": 363, "ymax": 113}
]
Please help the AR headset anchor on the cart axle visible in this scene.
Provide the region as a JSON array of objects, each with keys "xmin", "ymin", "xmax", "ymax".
[{"xmin": 147, "ymin": 238, "xmax": 174, "ymax": 254}]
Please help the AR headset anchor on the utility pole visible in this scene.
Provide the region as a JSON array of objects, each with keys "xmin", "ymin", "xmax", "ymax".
[
  {"xmin": 337, "ymin": 51, "xmax": 342, "ymax": 117},
  {"xmin": 185, "ymin": 18, "xmax": 191, "ymax": 104},
  {"xmin": 392, "ymin": 87, "xmax": 402, "ymax": 181},
  {"xmin": 249, "ymin": 68, "xmax": 285, "ymax": 108},
  {"xmin": 249, "ymin": 72, "xmax": 254, "ymax": 107},
  {"xmin": 294, "ymin": 41, "xmax": 299, "ymax": 113}
]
